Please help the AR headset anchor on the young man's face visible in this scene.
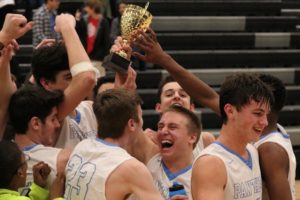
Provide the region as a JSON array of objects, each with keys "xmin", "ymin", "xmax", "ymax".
[
  {"xmin": 47, "ymin": 70, "xmax": 72, "ymax": 91},
  {"xmin": 40, "ymin": 107, "xmax": 61, "ymax": 146},
  {"xmin": 157, "ymin": 111, "xmax": 196, "ymax": 161},
  {"xmin": 230, "ymin": 100, "xmax": 269, "ymax": 142},
  {"xmin": 156, "ymin": 82, "xmax": 194, "ymax": 113}
]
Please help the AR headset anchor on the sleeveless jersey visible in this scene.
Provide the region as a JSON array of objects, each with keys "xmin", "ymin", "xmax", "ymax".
[
  {"xmin": 196, "ymin": 142, "xmax": 262, "ymax": 200},
  {"xmin": 147, "ymin": 154, "xmax": 192, "ymax": 200},
  {"xmin": 193, "ymin": 133, "xmax": 205, "ymax": 159},
  {"xmin": 19, "ymin": 144, "xmax": 61, "ymax": 195},
  {"xmin": 64, "ymin": 138, "xmax": 134, "ymax": 200},
  {"xmin": 55, "ymin": 101, "xmax": 97, "ymax": 148},
  {"xmin": 255, "ymin": 124, "xmax": 296, "ymax": 200}
]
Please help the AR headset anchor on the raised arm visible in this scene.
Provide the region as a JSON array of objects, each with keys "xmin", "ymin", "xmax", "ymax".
[
  {"xmin": 0, "ymin": 14, "xmax": 33, "ymax": 139},
  {"xmin": 54, "ymin": 14, "xmax": 97, "ymax": 121},
  {"xmin": 258, "ymin": 142, "xmax": 293, "ymax": 200},
  {"xmin": 191, "ymin": 156, "xmax": 226, "ymax": 200},
  {"xmin": 133, "ymin": 29, "xmax": 220, "ymax": 115},
  {"xmin": 0, "ymin": 45, "xmax": 14, "ymax": 140}
]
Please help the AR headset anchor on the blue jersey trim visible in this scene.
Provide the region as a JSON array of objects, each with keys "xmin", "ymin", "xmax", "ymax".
[
  {"xmin": 73, "ymin": 110, "xmax": 81, "ymax": 124},
  {"xmin": 22, "ymin": 143, "xmax": 38, "ymax": 151},
  {"xmin": 162, "ymin": 161, "xmax": 192, "ymax": 181},
  {"xmin": 214, "ymin": 141, "xmax": 253, "ymax": 170},
  {"xmin": 96, "ymin": 138, "xmax": 119, "ymax": 147}
]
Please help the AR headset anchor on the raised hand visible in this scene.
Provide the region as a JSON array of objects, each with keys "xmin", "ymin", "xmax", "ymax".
[
  {"xmin": 32, "ymin": 162, "xmax": 51, "ymax": 188},
  {"xmin": 111, "ymin": 36, "xmax": 133, "ymax": 60},
  {"xmin": 132, "ymin": 28, "xmax": 167, "ymax": 66},
  {"xmin": 0, "ymin": 14, "xmax": 33, "ymax": 45},
  {"xmin": 114, "ymin": 66, "xmax": 137, "ymax": 90},
  {"xmin": 55, "ymin": 13, "xmax": 76, "ymax": 34}
]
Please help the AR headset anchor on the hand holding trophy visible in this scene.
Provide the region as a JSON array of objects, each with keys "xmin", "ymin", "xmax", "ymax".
[{"xmin": 103, "ymin": 2, "xmax": 152, "ymax": 73}]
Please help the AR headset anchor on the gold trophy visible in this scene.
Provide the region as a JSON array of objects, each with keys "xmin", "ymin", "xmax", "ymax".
[{"xmin": 103, "ymin": 2, "xmax": 152, "ymax": 73}]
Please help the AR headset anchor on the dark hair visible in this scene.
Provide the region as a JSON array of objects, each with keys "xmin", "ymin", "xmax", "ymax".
[
  {"xmin": 161, "ymin": 105, "xmax": 201, "ymax": 148},
  {"xmin": 93, "ymin": 75, "xmax": 115, "ymax": 99},
  {"xmin": 85, "ymin": 0, "xmax": 102, "ymax": 14},
  {"xmin": 93, "ymin": 88, "xmax": 143, "ymax": 139},
  {"xmin": 0, "ymin": 140, "xmax": 22, "ymax": 188},
  {"xmin": 32, "ymin": 43, "xmax": 69, "ymax": 86},
  {"xmin": 157, "ymin": 75, "xmax": 193, "ymax": 104},
  {"xmin": 257, "ymin": 74, "xmax": 286, "ymax": 114},
  {"xmin": 219, "ymin": 73, "xmax": 274, "ymax": 123},
  {"xmin": 9, "ymin": 85, "xmax": 64, "ymax": 133}
]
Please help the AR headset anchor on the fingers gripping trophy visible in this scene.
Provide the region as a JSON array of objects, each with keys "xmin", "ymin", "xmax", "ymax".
[{"xmin": 103, "ymin": 2, "xmax": 152, "ymax": 73}]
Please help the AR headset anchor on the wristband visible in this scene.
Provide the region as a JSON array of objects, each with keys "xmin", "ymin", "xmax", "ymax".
[{"xmin": 70, "ymin": 61, "xmax": 100, "ymax": 79}]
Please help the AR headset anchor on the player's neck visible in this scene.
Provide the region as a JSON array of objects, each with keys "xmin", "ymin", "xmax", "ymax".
[
  {"xmin": 14, "ymin": 134, "xmax": 37, "ymax": 149},
  {"xmin": 218, "ymin": 126, "xmax": 249, "ymax": 159},
  {"xmin": 102, "ymin": 137, "xmax": 122, "ymax": 147},
  {"xmin": 162, "ymin": 153, "xmax": 193, "ymax": 174}
]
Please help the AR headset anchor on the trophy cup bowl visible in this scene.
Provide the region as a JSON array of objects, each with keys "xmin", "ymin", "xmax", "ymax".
[{"xmin": 102, "ymin": 3, "xmax": 152, "ymax": 74}]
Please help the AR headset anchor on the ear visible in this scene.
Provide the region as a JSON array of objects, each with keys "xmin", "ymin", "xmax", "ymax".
[
  {"xmin": 16, "ymin": 167, "xmax": 25, "ymax": 178},
  {"xmin": 189, "ymin": 103, "xmax": 195, "ymax": 112},
  {"xmin": 223, "ymin": 103, "xmax": 235, "ymax": 120},
  {"xmin": 155, "ymin": 103, "xmax": 162, "ymax": 113},
  {"xmin": 127, "ymin": 118, "xmax": 136, "ymax": 132},
  {"xmin": 40, "ymin": 78, "xmax": 51, "ymax": 90},
  {"xmin": 29, "ymin": 116, "xmax": 41, "ymax": 131},
  {"xmin": 189, "ymin": 133, "xmax": 198, "ymax": 146}
]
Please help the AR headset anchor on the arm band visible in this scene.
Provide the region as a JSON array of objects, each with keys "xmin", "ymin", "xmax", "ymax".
[{"xmin": 70, "ymin": 61, "xmax": 100, "ymax": 79}]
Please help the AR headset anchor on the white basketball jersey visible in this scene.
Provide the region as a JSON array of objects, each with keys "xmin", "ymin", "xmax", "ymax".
[
  {"xmin": 196, "ymin": 142, "xmax": 262, "ymax": 200},
  {"xmin": 193, "ymin": 133, "xmax": 205, "ymax": 159},
  {"xmin": 55, "ymin": 101, "xmax": 97, "ymax": 148},
  {"xmin": 75, "ymin": 101, "xmax": 98, "ymax": 138},
  {"xmin": 255, "ymin": 124, "xmax": 296, "ymax": 200},
  {"xmin": 64, "ymin": 138, "xmax": 134, "ymax": 200},
  {"xmin": 147, "ymin": 154, "xmax": 192, "ymax": 200},
  {"xmin": 19, "ymin": 144, "xmax": 61, "ymax": 195}
]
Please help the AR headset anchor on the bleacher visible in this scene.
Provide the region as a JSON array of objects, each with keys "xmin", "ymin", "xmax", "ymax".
[
  {"xmin": 121, "ymin": 0, "xmax": 300, "ymax": 142},
  {"xmin": 14, "ymin": 1, "xmax": 300, "ymax": 150}
]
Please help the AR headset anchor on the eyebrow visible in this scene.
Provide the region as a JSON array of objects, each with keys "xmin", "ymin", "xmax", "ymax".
[
  {"xmin": 253, "ymin": 108, "xmax": 266, "ymax": 112},
  {"xmin": 164, "ymin": 88, "xmax": 186, "ymax": 93}
]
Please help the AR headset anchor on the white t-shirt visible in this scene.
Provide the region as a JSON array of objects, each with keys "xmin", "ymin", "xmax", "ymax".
[
  {"xmin": 255, "ymin": 124, "xmax": 296, "ymax": 200},
  {"xmin": 196, "ymin": 142, "xmax": 262, "ymax": 200},
  {"xmin": 64, "ymin": 138, "xmax": 134, "ymax": 200}
]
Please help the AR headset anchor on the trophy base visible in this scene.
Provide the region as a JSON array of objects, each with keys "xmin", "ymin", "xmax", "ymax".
[{"xmin": 102, "ymin": 53, "xmax": 130, "ymax": 74}]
